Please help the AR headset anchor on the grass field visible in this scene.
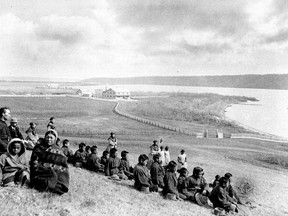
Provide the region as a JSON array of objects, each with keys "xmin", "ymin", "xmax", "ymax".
[
  {"xmin": 121, "ymin": 92, "xmax": 257, "ymax": 136},
  {"xmin": 0, "ymin": 95, "xmax": 288, "ymax": 216}
]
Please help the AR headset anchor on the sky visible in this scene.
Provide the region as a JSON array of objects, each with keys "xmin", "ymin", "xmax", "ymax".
[{"xmin": 0, "ymin": 0, "xmax": 288, "ymax": 80}]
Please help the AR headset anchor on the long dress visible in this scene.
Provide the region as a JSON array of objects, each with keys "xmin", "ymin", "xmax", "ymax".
[{"xmin": 177, "ymin": 153, "xmax": 187, "ymax": 170}]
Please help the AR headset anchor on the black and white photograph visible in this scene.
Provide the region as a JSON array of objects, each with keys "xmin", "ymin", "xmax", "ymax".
[{"xmin": 0, "ymin": 0, "xmax": 287, "ymax": 215}]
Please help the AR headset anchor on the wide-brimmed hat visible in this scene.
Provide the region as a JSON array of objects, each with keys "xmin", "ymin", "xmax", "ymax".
[
  {"xmin": 194, "ymin": 192, "xmax": 208, "ymax": 206},
  {"xmin": 10, "ymin": 118, "xmax": 18, "ymax": 123}
]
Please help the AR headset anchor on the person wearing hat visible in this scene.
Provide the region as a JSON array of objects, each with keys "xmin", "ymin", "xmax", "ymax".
[
  {"xmin": 74, "ymin": 143, "xmax": 87, "ymax": 168},
  {"xmin": 0, "ymin": 107, "xmax": 12, "ymax": 155},
  {"xmin": 86, "ymin": 145, "xmax": 104, "ymax": 172},
  {"xmin": 209, "ymin": 177, "xmax": 238, "ymax": 213},
  {"xmin": 105, "ymin": 148, "xmax": 123, "ymax": 179},
  {"xmin": 0, "ymin": 138, "xmax": 30, "ymax": 187},
  {"xmin": 150, "ymin": 153, "xmax": 165, "ymax": 192},
  {"xmin": 163, "ymin": 161, "xmax": 185, "ymax": 201},
  {"xmin": 8, "ymin": 117, "xmax": 24, "ymax": 140},
  {"xmin": 25, "ymin": 122, "xmax": 39, "ymax": 149},
  {"xmin": 119, "ymin": 150, "xmax": 134, "ymax": 180},
  {"xmin": 149, "ymin": 140, "xmax": 159, "ymax": 158},
  {"xmin": 30, "ymin": 129, "xmax": 69, "ymax": 195},
  {"xmin": 133, "ymin": 154, "xmax": 152, "ymax": 193},
  {"xmin": 147, "ymin": 140, "xmax": 159, "ymax": 169},
  {"xmin": 106, "ymin": 132, "xmax": 118, "ymax": 152}
]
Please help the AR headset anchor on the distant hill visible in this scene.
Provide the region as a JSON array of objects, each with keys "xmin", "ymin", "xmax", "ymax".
[
  {"xmin": 0, "ymin": 76, "xmax": 78, "ymax": 82},
  {"xmin": 82, "ymin": 74, "xmax": 288, "ymax": 90}
]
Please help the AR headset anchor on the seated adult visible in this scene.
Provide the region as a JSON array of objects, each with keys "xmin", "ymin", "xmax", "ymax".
[
  {"xmin": 209, "ymin": 177, "xmax": 238, "ymax": 213},
  {"xmin": 150, "ymin": 153, "xmax": 165, "ymax": 192},
  {"xmin": 105, "ymin": 148, "xmax": 123, "ymax": 180},
  {"xmin": 133, "ymin": 154, "xmax": 152, "ymax": 193},
  {"xmin": 25, "ymin": 122, "xmax": 39, "ymax": 149},
  {"xmin": 163, "ymin": 161, "xmax": 184, "ymax": 201},
  {"xmin": 86, "ymin": 145, "xmax": 104, "ymax": 172},
  {"xmin": 0, "ymin": 138, "xmax": 29, "ymax": 187},
  {"xmin": 30, "ymin": 129, "xmax": 69, "ymax": 195}
]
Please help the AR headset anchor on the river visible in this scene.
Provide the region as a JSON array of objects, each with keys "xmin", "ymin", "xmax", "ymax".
[{"xmin": 76, "ymin": 84, "xmax": 288, "ymax": 139}]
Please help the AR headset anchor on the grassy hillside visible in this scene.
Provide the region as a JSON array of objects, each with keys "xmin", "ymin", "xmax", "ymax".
[
  {"xmin": 0, "ymin": 96, "xmax": 287, "ymax": 216},
  {"xmin": 120, "ymin": 92, "xmax": 257, "ymax": 135}
]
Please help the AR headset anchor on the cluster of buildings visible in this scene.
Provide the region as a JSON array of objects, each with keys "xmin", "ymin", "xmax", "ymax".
[
  {"xmin": 45, "ymin": 83, "xmax": 131, "ymax": 99},
  {"xmin": 76, "ymin": 86, "xmax": 131, "ymax": 100}
]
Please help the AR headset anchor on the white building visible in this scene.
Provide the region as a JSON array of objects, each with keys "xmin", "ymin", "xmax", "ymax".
[{"xmin": 102, "ymin": 86, "xmax": 130, "ymax": 99}]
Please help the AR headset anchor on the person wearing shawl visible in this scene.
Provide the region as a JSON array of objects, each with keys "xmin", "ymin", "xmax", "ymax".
[
  {"xmin": 106, "ymin": 132, "xmax": 117, "ymax": 152},
  {"xmin": 25, "ymin": 122, "xmax": 39, "ymax": 149},
  {"xmin": 30, "ymin": 129, "xmax": 69, "ymax": 195},
  {"xmin": 0, "ymin": 138, "xmax": 29, "ymax": 187}
]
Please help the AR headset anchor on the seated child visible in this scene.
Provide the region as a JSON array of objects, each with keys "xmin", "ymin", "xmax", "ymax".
[
  {"xmin": 61, "ymin": 139, "xmax": 74, "ymax": 163},
  {"xmin": 213, "ymin": 175, "xmax": 220, "ymax": 188},
  {"xmin": 119, "ymin": 150, "xmax": 134, "ymax": 180},
  {"xmin": 209, "ymin": 177, "xmax": 238, "ymax": 213},
  {"xmin": 163, "ymin": 161, "xmax": 184, "ymax": 201},
  {"xmin": 177, "ymin": 167, "xmax": 194, "ymax": 200},
  {"xmin": 0, "ymin": 138, "xmax": 30, "ymax": 187},
  {"xmin": 150, "ymin": 153, "xmax": 165, "ymax": 191},
  {"xmin": 86, "ymin": 145, "xmax": 104, "ymax": 172},
  {"xmin": 133, "ymin": 154, "xmax": 152, "ymax": 193},
  {"xmin": 85, "ymin": 146, "xmax": 91, "ymax": 155},
  {"xmin": 74, "ymin": 143, "xmax": 87, "ymax": 167},
  {"xmin": 100, "ymin": 150, "xmax": 109, "ymax": 166},
  {"xmin": 105, "ymin": 148, "xmax": 123, "ymax": 179}
]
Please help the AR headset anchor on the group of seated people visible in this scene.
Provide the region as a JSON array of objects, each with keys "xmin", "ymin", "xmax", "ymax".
[{"xmin": 0, "ymin": 124, "xmax": 243, "ymax": 214}]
